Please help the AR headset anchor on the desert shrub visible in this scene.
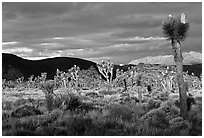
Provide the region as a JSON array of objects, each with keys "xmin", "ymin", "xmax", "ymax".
[
  {"xmin": 52, "ymin": 92, "xmax": 89, "ymax": 113},
  {"xmin": 2, "ymin": 110, "xmax": 11, "ymax": 121},
  {"xmin": 61, "ymin": 93, "xmax": 82, "ymax": 111},
  {"xmin": 14, "ymin": 117, "xmax": 39, "ymax": 131},
  {"xmin": 141, "ymin": 96, "xmax": 149, "ymax": 103},
  {"xmin": 66, "ymin": 116, "xmax": 94, "ymax": 135},
  {"xmin": 45, "ymin": 93, "xmax": 54, "ymax": 113},
  {"xmin": 155, "ymin": 91, "xmax": 169, "ymax": 101},
  {"xmin": 27, "ymin": 97, "xmax": 36, "ymax": 103},
  {"xmin": 49, "ymin": 109, "xmax": 64, "ymax": 119},
  {"xmin": 85, "ymin": 92, "xmax": 100, "ymax": 98},
  {"xmin": 158, "ymin": 100, "xmax": 180, "ymax": 122},
  {"xmin": 141, "ymin": 108, "xmax": 169, "ymax": 129},
  {"xmin": 2, "ymin": 101, "xmax": 13, "ymax": 110},
  {"xmin": 52, "ymin": 93, "xmax": 66, "ymax": 109},
  {"xmin": 52, "ymin": 127, "xmax": 68, "ymax": 136},
  {"xmin": 3, "ymin": 128, "xmax": 38, "ymax": 136},
  {"xmin": 147, "ymin": 98, "xmax": 162, "ymax": 110},
  {"xmin": 40, "ymin": 80, "xmax": 57, "ymax": 112},
  {"xmin": 11, "ymin": 105, "xmax": 42, "ymax": 118},
  {"xmin": 2, "ymin": 122, "xmax": 12, "ymax": 131},
  {"xmin": 13, "ymin": 98, "xmax": 38, "ymax": 108},
  {"xmin": 40, "ymin": 80, "xmax": 56, "ymax": 94},
  {"xmin": 98, "ymin": 90, "xmax": 118, "ymax": 95},
  {"xmin": 35, "ymin": 126, "xmax": 56, "ymax": 136},
  {"xmin": 85, "ymin": 110, "xmax": 104, "ymax": 120},
  {"xmin": 169, "ymin": 117, "xmax": 191, "ymax": 130},
  {"xmin": 187, "ymin": 103, "xmax": 202, "ymax": 136},
  {"xmin": 2, "ymin": 111, "xmax": 12, "ymax": 131},
  {"xmin": 52, "ymin": 114, "xmax": 97, "ymax": 136},
  {"xmin": 124, "ymin": 102, "xmax": 147, "ymax": 121},
  {"xmin": 98, "ymin": 120, "xmax": 125, "ymax": 136},
  {"xmin": 11, "ymin": 113, "xmax": 59, "ymax": 133},
  {"xmin": 13, "ymin": 98, "xmax": 27, "ymax": 107},
  {"xmin": 139, "ymin": 103, "xmax": 149, "ymax": 114},
  {"xmin": 107, "ymin": 104, "xmax": 132, "ymax": 122},
  {"xmin": 160, "ymin": 100, "xmax": 180, "ymax": 115}
]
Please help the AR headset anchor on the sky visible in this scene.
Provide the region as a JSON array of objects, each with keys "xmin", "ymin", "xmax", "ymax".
[{"xmin": 2, "ymin": 2, "xmax": 202, "ymax": 64}]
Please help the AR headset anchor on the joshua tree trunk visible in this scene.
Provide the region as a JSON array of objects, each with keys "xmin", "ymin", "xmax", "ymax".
[
  {"xmin": 122, "ymin": 78, "xmax": 127, "ymax": 92},
  {"xmin": 172, "ymin": 41, "xmax": 187, "ymax": 118},
  {"xmin": 138, "ymin": 86, "xmax": 142, "ymax": 105}
]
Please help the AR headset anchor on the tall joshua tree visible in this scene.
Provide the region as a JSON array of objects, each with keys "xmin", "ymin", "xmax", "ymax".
[{"xmin": 162, "ymin": 13, "xmax": 190, "ymax": 119}]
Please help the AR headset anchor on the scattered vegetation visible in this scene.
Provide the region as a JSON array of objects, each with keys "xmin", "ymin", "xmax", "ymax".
[{"xmin": 2, "ymin": 14, "xmax": 202, "ymax": 136}]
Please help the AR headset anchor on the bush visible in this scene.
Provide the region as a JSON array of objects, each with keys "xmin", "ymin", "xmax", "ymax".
[
  {"xmin": 2, "ymin": 101, "xmax": 13, "ymax": 110},
  {"xmin": 13, "ymin": 98, "xmax": 28, "ymax": 107},
  {"xmin": 147, "ymin": 99, "xmax": 162, "ymax": 110},
  {"xmin": 3, "ymin": 128, "xmax": 38, "ymax": 136},
  {"xmin": 160, "ymin": 100, "xmax": 180, "ymax": 116},
  {"xmin": 2, "ymin": 111, "xmax": 11, "ymax": 121},
  {"xmin": 11, "ymin": 105, "xmax": 42, "ymax": 118},
  {"xmin": 40, "ymin": 80, "xmax": 57, "ymax": 112},
  {"xmin": 45, "ymin": 94, "xmax": 54, "ymax": 113},
  {"xmin": 155, "ymin": 91, "xmax": 169, "ymax": 101},
  {"xmin": 4, "ymin": 67, "xmax": 23, "ymax": 80},
  {"xmin": 60, "ymin": 93, "xmax": 82, "ymax": 111},
  {"xmin": 187, "ymin": 104, "xmax": 202, "ymax": 136},
  {"xmin": 142, "ymin": 108, "xmax": 169, "ymax": 129},
  {"xmin": 169, "ymin": 117, "xmax": 191, "ymax": 130},
  {"xmin": 52, "ymin": 114, "xmax": 96, "ymax": 136},
  {"xmin": 107, "ymin": 104, "xmax": 132, "ymax": 122},
  {"xmin": 40, "ymin": 80, "xmax": 55, "ymax": 94}
]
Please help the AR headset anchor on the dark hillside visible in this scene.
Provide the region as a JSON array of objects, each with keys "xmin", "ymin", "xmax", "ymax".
[
  {"xmin": 2, "ymin": 53, "xmax": 98, "ymax": 80},
  {"xmin": 2, "ymin": 53, "xmax": 202, "ymax": 80}
]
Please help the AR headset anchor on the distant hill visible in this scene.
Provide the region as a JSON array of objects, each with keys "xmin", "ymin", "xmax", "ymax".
[
  {"xmin": 2, "ymin": 53, "xmax": 98, "ymax": 80},
  {"xmin": 2, "ymin": 53, "xmax": 202, "ymax": 80},
  {"xmin": 129, "ymin": 51, "xmax": 202, "ymax": 65}
]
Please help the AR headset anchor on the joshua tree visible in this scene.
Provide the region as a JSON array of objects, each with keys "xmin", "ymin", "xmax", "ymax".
[
  {"xmin": 162, "ymin": 13, "xmax": 190, "ymax": 118},
  {"xmin": 97, "ymin": 59, "xmax": 114, "ymax": 91}
]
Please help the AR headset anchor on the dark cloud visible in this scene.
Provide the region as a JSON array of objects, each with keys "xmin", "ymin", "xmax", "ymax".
[
  {"xmin": 2, "ymin": 2, "xmax": 86, "ymax": 19},
  {"xmin": 2, "ymin": 2, "xmax": 202, "ymax": 64}
]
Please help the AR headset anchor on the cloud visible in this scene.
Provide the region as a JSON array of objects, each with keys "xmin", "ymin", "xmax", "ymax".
[
  {"xmin": 2, "ymin": 2, "xmax": 88, "ymax": 20},
  {"xmin": 3, "ymin": 47, "xmax": 33, "ymax": 53},
  {"xmin": 116, "ymin": 36, "xmax": 167, "ymax": 42},
  {"xmin": 2, "ymin": 41, "xmax": 19, "ymax": 45}
]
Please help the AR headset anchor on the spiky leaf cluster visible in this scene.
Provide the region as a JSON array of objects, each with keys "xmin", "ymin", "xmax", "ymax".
[{"xmin": 162, "ymin": 14, "xmax": 190, "ymax": 44}]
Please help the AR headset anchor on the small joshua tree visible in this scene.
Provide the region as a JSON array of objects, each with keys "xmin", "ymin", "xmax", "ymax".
[
  {"xmin": 40, "ymin": 80, "xmax": 56, "ymax": 113},
  {"xmin": 97, "ymin": 59, "xmax": 130, "ymax": 91},
  {"xmin": 162, "ymin": 13, "xmax": 190, "ymax": 118},
  {"xmin": 69, "ymin": 65, "xmax": 80, "ymax": 92},
  {"xmin": 97, "ymin": 58, "xmax": 114, "ymax": 91},
  {"xmin": 114, "ymin": 69, "xmax": 128, "ymax": 92},
  {"xmin": 136, "ymin": 73, "xmax": 143, "ymax": 105},
  {"xmin": 16, "ymin": 76, "xmax": 24, "ymax": 90},
  {"xmin": 40, "ymin": 72, "xmax": 47, "ymax": 83},
  {"xmin": 97, "ymin": 59, "xmax": 114, "ymax": 83},
  {"xmin": 160, "ymin": 68, "xmax": 175, "ymax": 93},
  {"xmin": 27, "ymin": 75, "xmax": 34, "ymax": 89}
]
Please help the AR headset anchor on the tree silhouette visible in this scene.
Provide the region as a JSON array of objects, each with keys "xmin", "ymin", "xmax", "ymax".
[
  {"xmin": 162, "ymin": 13, "xmax": 190, "ymax": 118},
  {"xmin": 5, "ymin": 67, "xmax": 23, "ymax": 80}
]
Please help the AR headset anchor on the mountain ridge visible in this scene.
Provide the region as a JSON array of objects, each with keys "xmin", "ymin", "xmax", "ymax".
[{"xmin": 129, "ymin": 51, "xmax": 202, "ymax": 65}]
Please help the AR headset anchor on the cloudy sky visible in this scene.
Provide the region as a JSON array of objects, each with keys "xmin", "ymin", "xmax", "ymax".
[{"xmin": 2, "ymin": 2, "xmax": 202, "ymax": 64}]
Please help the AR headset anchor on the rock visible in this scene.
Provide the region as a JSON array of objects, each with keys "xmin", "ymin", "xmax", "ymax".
[{"xmin": 11, "ymin": 105, "xmax": 42, "ymax": 118}]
